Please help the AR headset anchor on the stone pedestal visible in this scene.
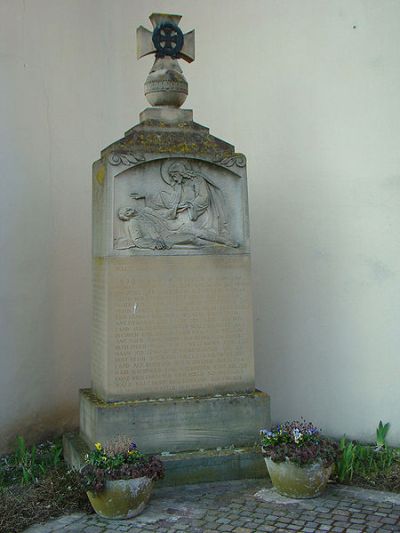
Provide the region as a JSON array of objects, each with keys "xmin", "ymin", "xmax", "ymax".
[
  {"xmin": 64, "ymin": 13, "xmax": 270, "ymax": 485},
  {"xmin": 79, "ymin": 389, "xmax": 269, "ymax": 453},
  {"xmin": 64, "ymin": 388, "xmax": 270, "ymax": 485},
  {"xmin": 64, "ymin": 432, "xmax": 268, "ymax": 486}
]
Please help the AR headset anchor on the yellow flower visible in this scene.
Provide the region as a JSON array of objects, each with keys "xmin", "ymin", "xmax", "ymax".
[
  {"xmin": 95, "ymin": 442, "xmax": 102, "ymax": 451},
  {"xmin": 102, "ymin": 455, "xmax": 107, "ymax": 461}
]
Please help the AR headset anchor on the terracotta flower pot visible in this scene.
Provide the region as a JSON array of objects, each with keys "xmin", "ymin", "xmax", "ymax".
[
  {"xmin": 265, "ymin": 457, "xmax": 333, "ymax": 498},
  {"xmin": 87, "ymin": 476, "xmax": 153, "ymax": 519}
]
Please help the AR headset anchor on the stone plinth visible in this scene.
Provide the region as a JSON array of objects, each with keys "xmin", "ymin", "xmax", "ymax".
[
  {"xmin": 63, "ymin": 432, "xmax": 268, "ymax": 486},
  {"xmin": 80, "ymin": 389, "xmax": 269, "ymax": 453}
]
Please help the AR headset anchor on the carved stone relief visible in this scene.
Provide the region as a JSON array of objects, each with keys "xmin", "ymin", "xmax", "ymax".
[
  {"xmin": 108, "ymin": 152, "xmax": 146, "ymax": 167},
  {"xmin": 114, "ymin": 159, "xmax": 240, "ymax": 252},
  {"xmin": 212, "ymin": 153, "xmax": 246, "ymax": 168}
]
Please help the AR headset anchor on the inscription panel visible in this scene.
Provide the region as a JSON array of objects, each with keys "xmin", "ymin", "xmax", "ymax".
[{"xmin": 93, "ymin": 255, "xmax": 255, "ymax": 401}]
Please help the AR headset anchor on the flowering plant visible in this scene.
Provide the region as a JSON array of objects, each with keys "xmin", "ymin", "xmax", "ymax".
[
  {"xmin": 81, "ymin": 436, "xmax": 164, "ymax": 492},
  {"xmin": 260, "ymin": 420, "xmax": 338, "ymax": 467}
]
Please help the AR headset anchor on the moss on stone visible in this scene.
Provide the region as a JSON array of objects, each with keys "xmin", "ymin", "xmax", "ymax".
[
  {"xmin": 80, "ymin": 388, "xmax": 267, "ymax": 409},
  {"xmin": 87, "ymin": 478, "xmax": 153, "ymax": 519},
  {"xmin": 100, "ymin": 118, "xmax": 235, "ymax": 159}
]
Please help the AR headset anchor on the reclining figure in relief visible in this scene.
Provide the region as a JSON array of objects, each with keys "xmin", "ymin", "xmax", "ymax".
[{"xmin": 115, "ymin": 160, "xmax": 238, "ymax": 251}]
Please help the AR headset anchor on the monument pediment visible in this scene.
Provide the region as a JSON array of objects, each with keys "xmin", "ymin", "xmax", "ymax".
[{"xmin": 101, "ymin": 119, "xmax": 235, "ymax": 158}]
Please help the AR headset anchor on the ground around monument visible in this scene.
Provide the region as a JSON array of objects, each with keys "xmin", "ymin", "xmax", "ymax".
[{"xmin": 24, "ymin": 478, "xmax": 400, "ymax": 533}]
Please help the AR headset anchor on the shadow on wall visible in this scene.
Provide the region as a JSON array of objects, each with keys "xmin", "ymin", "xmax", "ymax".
[{"xmin": 0, "ymin": 406, "xmax": 78, "ymax": 455}]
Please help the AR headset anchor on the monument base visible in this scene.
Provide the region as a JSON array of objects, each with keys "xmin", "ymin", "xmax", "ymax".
[
  {"xmin": 79, "ymin": 388, "xmax": 270, "ymax": 454},
  {"xmin": 63, "ymin": 388, "xmax": 270, "ymax": 484},
  {"xmin": 63, "ymin": 432, "xmax": 268, "ymax": 486}
]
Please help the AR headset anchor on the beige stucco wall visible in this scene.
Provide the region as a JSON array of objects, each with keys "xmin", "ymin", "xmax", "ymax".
[{"xmin": 1, "ymin": 0, "xmax": 399, "ymax": 452}]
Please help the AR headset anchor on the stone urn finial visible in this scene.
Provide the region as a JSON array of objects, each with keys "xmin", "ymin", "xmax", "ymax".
[{"xmin": 136, "ymin": 13, "xmax": 195, "ymax": 108}]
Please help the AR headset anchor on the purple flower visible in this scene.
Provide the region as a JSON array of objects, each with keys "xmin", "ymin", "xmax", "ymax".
[{"xmin": 129, "ymin": 441, "xmax": 137, "ymax": 451}]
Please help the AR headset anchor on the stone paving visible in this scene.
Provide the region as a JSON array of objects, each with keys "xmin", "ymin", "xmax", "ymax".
[{"xmin": 25, "ymin": 479, "xmax": 400, "ymax": 533}]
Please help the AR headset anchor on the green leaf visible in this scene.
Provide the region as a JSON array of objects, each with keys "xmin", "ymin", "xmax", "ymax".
[{"xmin": 376, "ymin": 421, "xmax": 390, "ymax": 449}]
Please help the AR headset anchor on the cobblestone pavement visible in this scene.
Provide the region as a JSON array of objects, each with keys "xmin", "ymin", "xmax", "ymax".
[{"xmin": 25, "ymin": 479, "xmax": 400, "ymax": 532}]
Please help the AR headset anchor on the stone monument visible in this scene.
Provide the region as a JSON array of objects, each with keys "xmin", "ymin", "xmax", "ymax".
[{"xmin": 64, "ymin": 13, "xmax": 270, "ymax": 484}]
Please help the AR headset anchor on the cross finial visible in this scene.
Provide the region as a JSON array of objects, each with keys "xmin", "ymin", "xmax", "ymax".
[
  {"xmin": 137, "ymin": 13, "xmax": 195, "ymax": 63},
  {"xmin": 137, "ymin": 14, "xmax": 194, "ymax": 108}
]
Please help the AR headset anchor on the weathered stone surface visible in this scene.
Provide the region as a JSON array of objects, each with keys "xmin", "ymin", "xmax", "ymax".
[
  {"xmin": 139, "ymin": 107, "xmax": 193, "ymax": 123},
  {"xmin": 92, "ymin": 255, "xmax": 255, "ymax": 401},
  {"xmin": 63, "ymin": 431, "xmax": 267, "ymax": 486},
  {"xmin": 63, "ymin": 431, "xmax": 89, "ymax": 470},
  {"xmin": 112, "ymin": 158, "xmax": 248, "ymax": 255},
  {"xmin": 102, "ymin": 119, "xmax": 235, "ymax": 158},
  {"xmin": 93, "ymin": 150, "xmax": 249, "ymax": 258},
  {"xmin": 80, "ymin": 389, "xmax": 270, "ymax": 453},
  {"xmin": 158, "ymin": 447, "xmax": 267, "ymax": 486}
]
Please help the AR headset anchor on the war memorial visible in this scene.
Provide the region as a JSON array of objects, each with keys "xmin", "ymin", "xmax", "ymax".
[{"xmin": 64, "ymin": 12, "xmax": 270, "ymax": 485}]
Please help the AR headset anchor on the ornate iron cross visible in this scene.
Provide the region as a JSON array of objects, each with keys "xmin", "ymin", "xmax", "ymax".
[{"xmin": 137, "ymin": 13, "xmax": 195, "ymax": 63}]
